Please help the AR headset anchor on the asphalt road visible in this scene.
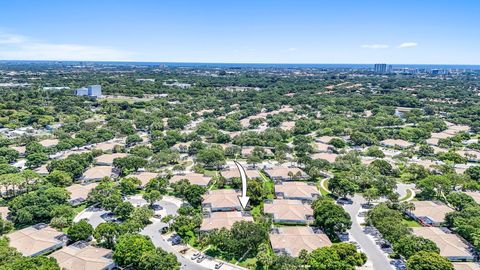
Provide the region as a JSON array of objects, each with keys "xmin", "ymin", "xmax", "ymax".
[
  {"xmin": 140, "ymin": 200, "xmax": 209, "ymax": 270},
  {"xmin": 344, "ymin": 195, "xmax": 394, "ymax": 270}
]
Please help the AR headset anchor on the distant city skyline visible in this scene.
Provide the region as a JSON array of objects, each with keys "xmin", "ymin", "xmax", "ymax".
[{"xmin": 0, "ymin": 0, "xmax": 479, "ymax": 64}]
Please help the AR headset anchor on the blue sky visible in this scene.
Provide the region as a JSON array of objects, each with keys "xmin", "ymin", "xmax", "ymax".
[{"xmin": 0, "ymin": 0, "xmax": 478, "ymax": 64}]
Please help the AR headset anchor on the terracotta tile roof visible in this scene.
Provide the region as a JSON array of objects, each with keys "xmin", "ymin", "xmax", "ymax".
[
  {"xmin": 202, "ymin": 189, "xmax": 241, "ymax": 210},
  {"xmin": 411, "ymin": 201, "xmax": 454, "ymax": 224}
]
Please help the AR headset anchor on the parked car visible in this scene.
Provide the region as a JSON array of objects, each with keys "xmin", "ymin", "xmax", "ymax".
[
  {"xmin": 215, "ymin": 262, "xmax": 224, "ymax": 269},
  {"xmin": 153, "ymin": 214, "xmax": 162, "ymax": 219},
  {"xmin": 336, "ymin": 198, "xmax": 353, "ymax": 205},
  {"xmin": 191, "ymin": 252, "xmax": 201, "ymax": 260},
  {"xmin": 196, "ymin": 255, "xmax": 206, "ymax": 263}
]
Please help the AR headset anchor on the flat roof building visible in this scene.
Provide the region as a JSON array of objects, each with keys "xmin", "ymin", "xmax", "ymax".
[
  {"xmin": 6, "ymin": 223, "xmax": 67, "ymax": 256},
  {"xmin": 270, "ymin": 226, "xmax": 331, "ymax": 257}
]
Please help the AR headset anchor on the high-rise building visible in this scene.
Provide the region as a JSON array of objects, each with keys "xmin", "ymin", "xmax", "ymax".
[
  {"xmin": 75, "ymin": 87, "xmax": 88, "ymax": 96},
  {"xmin": 75, "ymin": 85, "xmax": 102, "ymax": 97},
  {"xmin": 374, "ymin": 63, "xmax": 387, "ymax": 74},
  {"xmin": 87, "ymin": 85, "xmax": 102, "ymax": 97}
]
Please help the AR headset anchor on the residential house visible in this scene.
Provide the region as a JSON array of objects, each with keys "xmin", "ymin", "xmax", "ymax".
[
  {"xmin": 269, "ymin": 226, "xmax": 331, "ymax": 257},
  {"xmin": 6, "ymin": 224, "xmax": 67, "ymax": 256},
  {"xmin": 202, "ymin": 189, "xmax": 241, "ymax": 212},
  {"xmin": 49, "ymin": 241, "xmax": 115, "ymax": 270},
  {"xmin": 264, "ymin": 199, "xmax": 314, "ymax": 224},
  {"xmin": 200, "ymin": 211, "xmax": 254, "ymax": 232},
  {"xmin": 407, "ymin": 201, "xmax": 454, "ymax": 226},
  {"xmin": 412, "ymin": 227, "xmax": 474, "ymax": 262},
  {"xmin": 275, "ymin": 182, "xmax": 320, "ymax": 202}
]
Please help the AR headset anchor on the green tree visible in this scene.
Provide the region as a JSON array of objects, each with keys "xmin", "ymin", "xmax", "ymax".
[
  {"xmin": 139, "ymin": 248, "xmax": 180, "ymax": 270},
  {"xmin": 46, "ymin": 170, "xmax": 73, "ymax": 187},
  {"xmin": 94, "ymin": 222, "xmax": 120, "ymax": 249},
  {"xmin": 394, "ymin": 235, "xmax": 439, "ymax": 259},
  {"xmin": 406, "ymin": 251, "xmax": 453, "ymax": 270},
  {"xmin": 312, "ymin": 198, "xmax": 352, "ymax": 239},
  {"xmin": 143, "ymin": 190, "xmax": 162, "ymax": 206},
  {"xmin": 67, "ymin": 220, "xmax": 93, "ymax": 242},
  {"xmin": 113, "ymin": 233, "xmax": 155, "ymax": 268},
  {"xmin": 114, "ymin": 202, "xmax": 135, "ymax": 220}
]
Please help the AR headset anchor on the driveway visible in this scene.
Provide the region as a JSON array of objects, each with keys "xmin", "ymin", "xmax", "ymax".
[
  {"xmin": 73, "ymin": 207, "xmax": 112, "ymax": 228},
  {"xmin": 343, "ymin": 195, "xmax": 394, "ymax": 270}
]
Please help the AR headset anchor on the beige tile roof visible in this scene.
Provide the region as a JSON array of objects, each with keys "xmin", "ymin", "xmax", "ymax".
[
  {"xmin": 82, "ymin": 166, "xmax": 113, "ymax": 181},
  {"xmin": 170, "ymin": 173, "xmax": 211, "ymax": 186},
  {"xmin": 34, "ymin": 164, "xmax": 49, "ymax": 175},
  {"xmin": 411, "ymin": 201, "xmax": 454, "ymax": 224},
  {"xmin": 95, "ymin": 153, "xmax": 128, "ymax": 165},
  {"xmin": 311, "ymin": 152, "xmax": 338, "ymax": 163},
  {"xmin": 264, "ymin": 167, "xmax": 306, "ymax": 179},
  {"xmin": 200, "ymin": 211, "xmax": 254, "ymax": 231},
  {"xmin": 49, "ymin": 244, "xmax": 114, "ymax": 270},
  {"xmin": 380, "ymin": 139, "xmax": 414, "ymax": 148},
  {"xmin": 316, "ymin": 136, "xmax": 340, "ymax": 144},
  {"xmin": 93, "ymin": 142, "xmax": 121, "ymax": 152},
  {"xmin": 270, "ymin": 226, "xmax": 332, "ymax": 256},
  {"xmin": 464, "ymin": 191, "xmax": 480, "ymax": 204},
  {"xmin": 315, "ymin": 142, "xmax": 331, "ymax": 152},
  {"xmin": 10, "ymin": 146, "xmax": 26, "ymax": 155},
  {"xmin": 0, "ymin": 206, "xmax": 9, "ymax": 220},
  {"xmin": 127, "ymin": 171, "xmax": 159, "ymax": 186},
  {"xmin": 275, "ymin": 182, "xmax": 320, "ymax": 200},
  {"xmin": 280, "ymin": 121, "xmax": 295, "ymax": 131},
  {"xmin": 202, "ymin": 189, "xmax": 241, "ymax": 210},
  {"xmin": 7, "ymin": 225, "xmax": 65, "ymax": 256},
  {"xmin": 66, "ymin": 183, "xmax": 98, "ymax": 202},
  {"xmin": 220, "ymin": 169, "xmax": 260, "ymax": 180},
  {"xmin": 412, "ymin": 227, "xmax": 472, "ymax": 258},
  {"xmin": 453, "ymin": 262, "xmax": 480, "ymax": 270},
  {"xmin": 39, "ymin": 139, "xmax": 59, "ymax": 148},
  {"xmin": 264, "ymin": 200, "xmax": 313, "ymax": 222}
]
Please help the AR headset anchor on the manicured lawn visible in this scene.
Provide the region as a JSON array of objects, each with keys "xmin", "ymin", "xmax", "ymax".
[
  {"xmin": 318, "ymin": 178, "xmax": 330, "ymax": 196},
  {"xmin": 402, "ymin": 217, "xmax": 421, "ymax": 227},
  {"xmin": 399, "ymin": 189, "xmax": 413, "ymax": 202}
]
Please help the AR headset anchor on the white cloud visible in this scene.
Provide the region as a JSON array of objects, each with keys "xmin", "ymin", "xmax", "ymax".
[
  {"xmin": 398, "ymin": 42, "xmax": 418, "ymax": 48},
  {"xmin": 361, "ymin": 44, "xmax": 389, "ymax": 49},
  {"xmin": 287, "ymin": 47, "xmax": 298, "ymax": 52},
  {"xmin": 0, "ymin": 33, "xmax": 26, "ymax": 44},
  {"xmin": 0, "ymin": 31, "xmax": 132, "ymax": 61}
]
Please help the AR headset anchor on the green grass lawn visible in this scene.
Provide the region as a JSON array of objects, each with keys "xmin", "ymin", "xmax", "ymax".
[
  {"xmin": 399, "ymin": 189, "xmax": 413, "ymax": 202},
  {"xmin": 318, "ymin": 178, "xmax": 330, "ymax": 196},
  {"xmin": 402, "ymin": 217, "xmax": 421, "ymax": 227}
]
